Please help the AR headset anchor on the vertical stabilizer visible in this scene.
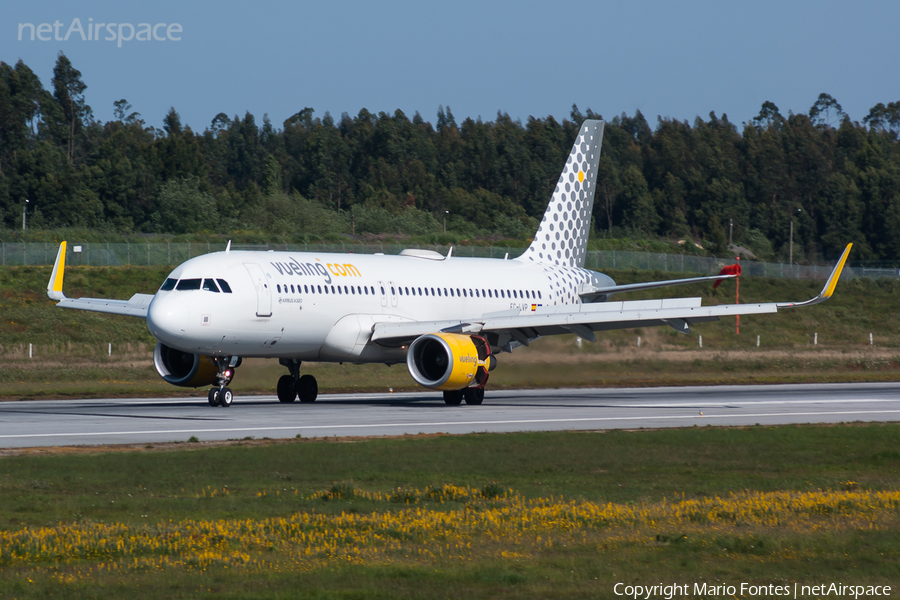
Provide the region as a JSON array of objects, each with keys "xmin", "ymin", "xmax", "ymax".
[{"xmin": 518, "ymin": 120, "xmax": 604, "ymax": 268}]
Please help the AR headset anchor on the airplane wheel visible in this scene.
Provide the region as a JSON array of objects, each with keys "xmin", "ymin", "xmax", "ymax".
[
  {"xmin": 208, "ymin": 388, "xmax": 219, "ymax": 407},
  {"xmin": 464, "ymin": 388, "xmax": 484, "ymax": 405},
  {"xmin": 443, "ymin": 390, "xmax": 463, "ymax": 406},
  {"xmin": 277, "ymin": 375, "xmax": 297, "ymax": 403},
  {"xmin": 219, "ymin": 387, "xmax": 234, "ymax": 407},
  {"xmin": 298, "ymin": 374, "xmax": 318, "ymax": 403}
]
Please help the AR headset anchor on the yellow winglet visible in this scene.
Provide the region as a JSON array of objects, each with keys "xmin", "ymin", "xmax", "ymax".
[
  {"xmin": 821, "ymin": 243, "xmax": 852, "ymax": 298},
  {"xmin": 47, "ymin": 241, "xmax": 67, "ymax": 301},
  {"xmin": 777, "ymin": 243, "xmax": 852, "ymax": 308}
]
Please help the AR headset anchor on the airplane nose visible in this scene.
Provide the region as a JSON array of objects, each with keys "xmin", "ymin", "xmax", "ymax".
[{"xmin": 147, "ymin": 295, "xmax": 188, "ymax": 343}]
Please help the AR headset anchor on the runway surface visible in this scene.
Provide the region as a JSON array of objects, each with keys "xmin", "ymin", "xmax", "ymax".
[{"xmin": 1, "ymin": 382, "xmax": 899, "ymax": 449}]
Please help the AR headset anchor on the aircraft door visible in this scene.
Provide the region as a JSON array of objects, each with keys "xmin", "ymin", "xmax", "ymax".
[
  {"xmin": 378, "ymin": 281, "xmax": 387, "ymax": 307},
  {"xmin": 243, "ymin": 263, "xmax": 273, "ymax": 317},
  {"xmin": 388, "ymin": 280, "xmax": 398, "ymax": 307}
]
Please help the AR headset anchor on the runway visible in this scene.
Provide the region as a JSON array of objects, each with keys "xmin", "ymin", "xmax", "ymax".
[{"xmin": 0, "ymin": 382, "xmax": 899, "ymax": 449}]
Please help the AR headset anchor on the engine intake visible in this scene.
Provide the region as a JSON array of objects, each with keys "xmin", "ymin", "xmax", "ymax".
[
  {"xmin": 153, "ymin": 341, "xmax": 220, "ymax": 387},
  {"xmin": 406, "ymin": 333, "xmax": 491, "ymax": 390}
]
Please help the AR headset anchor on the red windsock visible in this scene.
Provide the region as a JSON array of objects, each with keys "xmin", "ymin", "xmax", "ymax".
[{"xmin": 713, "ymin": 264, "xmax": 742, "ymax": 289}]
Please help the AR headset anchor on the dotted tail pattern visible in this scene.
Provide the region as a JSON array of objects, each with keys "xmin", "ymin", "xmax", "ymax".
[
  {"xmin": 517, "ymin": 120, "xmax": 604, "ymax": 306},
  {"xmin": 519, "ymin": 120, "xmax": 604, "ymax": 269}
]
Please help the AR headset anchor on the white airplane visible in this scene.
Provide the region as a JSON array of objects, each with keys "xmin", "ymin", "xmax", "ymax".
[{"xmin": 46, "ymin": 120, "xmax": 852, "ymax": 407}]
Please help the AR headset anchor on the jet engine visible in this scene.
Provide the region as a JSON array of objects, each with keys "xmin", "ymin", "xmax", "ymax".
[
  {"xmin": 153, "ymin": 341, "xmax": 222, "ymax": 387},
  {"xmin": 406, "ymin": 333, "xmax": 492, "ymax": 390}
]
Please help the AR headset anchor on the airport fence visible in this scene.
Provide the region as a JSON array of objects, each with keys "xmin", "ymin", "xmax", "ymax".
[{"xmin": 0, "ymin": 241, "xmax": 894, "ymax": 281}]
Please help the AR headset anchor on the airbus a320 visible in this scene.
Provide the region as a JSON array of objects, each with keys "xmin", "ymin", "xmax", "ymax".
[{"xmin": 46, "ymin": 120, "xmax": 852, "ymax": 407}]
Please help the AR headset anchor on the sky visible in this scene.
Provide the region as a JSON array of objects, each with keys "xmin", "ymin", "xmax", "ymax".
[{"xmin": 3, "ymin": 0, "xmax": 899, "ymax": 132}]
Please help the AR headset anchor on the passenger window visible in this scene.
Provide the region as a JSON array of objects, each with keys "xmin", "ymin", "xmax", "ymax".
[
  {"xmin": 216, "ymin": 279, "xmax": 233, "ymax": 293},
  {"xmin": 176, "ymin": 278, "xmax": 202, "ymax": 291},
  {"xmin": 160, "ymin": 278, "xmax": 177, "ymax": 291},
  {"xmin": 202, "ymin": 279, "xmax": 220, "ymax": 293}
]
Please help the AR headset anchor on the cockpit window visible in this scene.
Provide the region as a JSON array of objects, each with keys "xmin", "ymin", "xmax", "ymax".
[
  {"xmin": 217, "ymin": 279, "xmax": 233, "ymax": 293},
  {"xmin": 175, "ymin": 278, "xmax": 202, "ymax": 291},
  {"xmin": 160, "ymin": 278, "xmax": 177, "ymax": 291},
  {"xmin": 202, "ymin": 279, "xmax": 220, "ymax": 293}
]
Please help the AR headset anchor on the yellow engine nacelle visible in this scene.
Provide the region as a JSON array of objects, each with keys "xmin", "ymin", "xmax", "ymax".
[
  {"xmin": 153, "ymin": 341, "xmax": 220, "ymax": 387},
  {"xmin": 406, "ymin": 333, "xmax": 490, "ymax": 391}
]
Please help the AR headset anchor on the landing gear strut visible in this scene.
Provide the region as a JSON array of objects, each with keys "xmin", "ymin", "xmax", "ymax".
[
  {"xmin": 278, "ymin": 359, "xmax": 318, "ymax": 404},
  {"xmin": 207, "ymin": 356, "xmax": 240, "ymax": 408}
]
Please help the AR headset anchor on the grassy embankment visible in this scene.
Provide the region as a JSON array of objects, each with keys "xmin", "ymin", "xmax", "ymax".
[
  {"xmin": 1, "ymin": 264, "xmax": 899, "ymax": 399},
  {"xmin": 0, "ymin": 425, "xmax": 897, "ymax": 598}
]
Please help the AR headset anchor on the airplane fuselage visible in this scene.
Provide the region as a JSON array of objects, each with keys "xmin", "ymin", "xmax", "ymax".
[{"xmin": 146, "ymin": 250, "xmax": 614, "ymax": 362}]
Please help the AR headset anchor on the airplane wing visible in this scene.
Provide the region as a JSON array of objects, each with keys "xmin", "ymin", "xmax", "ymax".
[
  {"xmin": 47, "ymin": 241, "xmax": 155, "ymax": 318},
  {"xmin": 372, "ymin": 243, "xmax": 852, "ymax": 348}
]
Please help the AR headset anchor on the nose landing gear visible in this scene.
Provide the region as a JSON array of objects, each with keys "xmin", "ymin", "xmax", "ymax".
[
  {"xmin": 207, "ymin": 356, "xmax": 240, "ymax": 407},
  {"xmin": 278, "ymin": 359, "xmax": 318, "ymax": 404}
]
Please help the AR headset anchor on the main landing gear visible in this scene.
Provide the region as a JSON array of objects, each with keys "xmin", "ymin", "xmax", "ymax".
[
  {"xmin": 442, "ymin": 387, "xmax": 485, "ymax": 406},
  {"xmin": 207, "ymin": 356, "xmax": 241, "ymax": 408},
  {"xmin": 277, "ymin": 359, "xmax": 318, "ymax": 404}
]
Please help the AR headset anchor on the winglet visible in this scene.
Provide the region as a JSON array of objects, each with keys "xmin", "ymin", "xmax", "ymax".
[
  {"xmin": 47, "ymin": 241, "xmax": 67, "ymax": 301},
  {"xmin": 820, "ymin": 243, "xmax": 853, "ymax": 299},
  {"xmin": 777, "ymin": 243, "xmax": 852, "ymax": 308}
]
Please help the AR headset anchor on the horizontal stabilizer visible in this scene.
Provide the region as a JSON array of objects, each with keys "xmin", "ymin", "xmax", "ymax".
[{"xmin": 580, "ymin": 273, "xmax": 737, "ymax": 302}]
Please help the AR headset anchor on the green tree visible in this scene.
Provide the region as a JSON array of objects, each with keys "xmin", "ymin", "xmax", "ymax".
[
  {"xmin": 148, "ymin": 176, "xmax": 218, "ymax": 233},
  {"xmin": 619, "ymin": 165, "xmax": 659, "ymax": 235},
  {"xmin": 809, "ymin": 93, "xmax": 845, "ymax": 128},
  {"xmin": 51, "ymin": 52, "xmax": 91, "ymax": 163}
]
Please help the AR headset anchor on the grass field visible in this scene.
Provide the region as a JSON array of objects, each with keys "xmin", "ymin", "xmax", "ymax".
[{"xmin": 0, "ymin": 425, "xmax": 898, "ymax": 598}]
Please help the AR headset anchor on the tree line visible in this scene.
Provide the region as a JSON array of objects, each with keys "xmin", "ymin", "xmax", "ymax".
[{"xmin": 1, "ymin": 53, "xmax": 899, "ymax": 262}]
